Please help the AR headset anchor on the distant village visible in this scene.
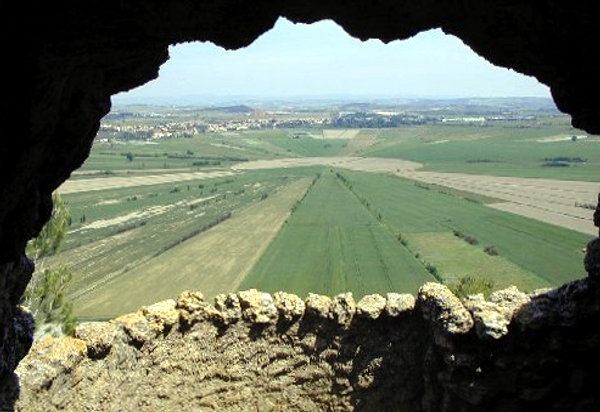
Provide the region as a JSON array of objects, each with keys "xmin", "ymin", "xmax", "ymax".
[{"xmin": 96, "ymin": 107, "xmax": 541, "ymax": 142}]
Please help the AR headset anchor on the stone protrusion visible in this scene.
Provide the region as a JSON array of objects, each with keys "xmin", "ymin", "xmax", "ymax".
[
  {"xmin": 356, "ymin": 294, "xmax": 386, "ymax": 320},
  {"xmin": 331, "ymin": 293, "xmax": 356, "ymax": 326},
  {"xmin": 73, "ymin": 322, "xmax": 115, "ymax": 358},
  {"xmin": 463, "ymin": 286, "xmax": 531, "ymax": 340},
  {"xmin": 141, "ymin": 299, "xmax": 179, "ymax": 333},
  {"xmin": 273, "ymin": 291, "xmax": 305, "ymax": 322},
  {"xmin": 305, "ymin": 293, "xmax": 333, "ymax": 319},
  {"xmin": 214, "ymin": 293, "xmax": 242, "ymax": 325},
  {"xmin": 488, "ymin": 286, "xmax": 530, "ymax": 314},
  {"xmin": 237, "ymin": 289, "xmax": 278, "ymax": 324},
  {"xmin": 463, "ymin": 294, "xmax": 510, "ymax": 340},
  {"xmin": 418, "ymin": 283, "xmax": 474, "ymax": 334},
  {"xmin": 15, "ymin": 335, "xmax": 87, "ymax": 390},
  {"xmin": 385, "ymin": 293, "xmax": 415, "ymax": 317},
  {"xmin": 112, "ymin": 312, "xmax": 152, "ymax": 345},
  {"xmin": 176, "ymin": 290, "xmax": 218, "ymax": 325}
]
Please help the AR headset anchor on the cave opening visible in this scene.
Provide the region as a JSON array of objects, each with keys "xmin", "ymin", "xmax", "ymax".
[
  {"xmin": 3, "ymin": 5, "xmax": 600, "ymax": 411},
  {"xmin": 25, "ymin": 18, "xmax": 594, "ymax": 328}
]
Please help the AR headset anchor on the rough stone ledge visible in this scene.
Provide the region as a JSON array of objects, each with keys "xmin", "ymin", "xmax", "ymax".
[
  {"xmin": 12, "ymin": 278, "xmax": 600, "ymax": 411},
  {"xmin": 25, "ymin": 284, "xmax": 490, "ymax": 370},
  {"xmin": 26, "ymin": 278, "xmax": 600, "ymax": 367}
]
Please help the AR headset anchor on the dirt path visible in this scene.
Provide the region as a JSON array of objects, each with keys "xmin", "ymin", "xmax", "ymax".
[
  {"xmin": 232, "ymin": 156, "xmax": 422, "ymax": 173},
  {"xmin": 73, "ymin": 178, "xmax": 313, "ymax": 318}
]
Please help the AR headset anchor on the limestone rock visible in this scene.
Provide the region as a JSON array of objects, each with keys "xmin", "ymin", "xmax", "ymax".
[
  {"xmin": 273, "ymin": 291, "xmax": 305, "ymax": 321},
  {"xmin": 305, "ymin": 293, "xmax": 333, "ymax": 319},
  {"xmin": 418, "ymin": 283, "xmax": 473, "ymax": 334},
  {"xmin": 112, "ymin": 312, "xmax": 153, "ymax": 345},
  {"xmin": 15, "ymin": 336, "xmax": 87, "ymax": 390},
  {"xmin": 214, "ymin": 293, "xmax": 242, "ymax": 325},
  {"xmin": 331, "ymin": 293, "xmax": 356, "ymax": 326},
  {"xmin": 385, "ymin": 293, "xmax": 415, "ymax": 317},
  {"xmin": 237, "ymin": 289, "xmax": 278, "ymax": 324},
  {"xmin": 356, "ymin": 294, "xmax": 386, "ymax": 320},
  {"xmin": 463, "ymin": 294, "xmax": 510, "ymax": 340},
  {"xmin": 462, "ymin": 286, "xmax": 531, "ymax": 340},
  {"xmin": 141, "ymin": 299, "xmax": 179, "ymax": 333},
  {"xmin": 176, "ymin": 290, "xmax": 219, "ymax": 325},
  {"xmin": 74, "ymin": 322, "xmax": 115, "ymax": 358}
]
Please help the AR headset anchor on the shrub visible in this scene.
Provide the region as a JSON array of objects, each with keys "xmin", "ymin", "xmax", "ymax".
[
  {"xmin": 484, "ymin": 245, "xmax": 499, "ymax": 256},
  {"xmin": 464, "ymin": 235, "xmax": 479, "ymax": 245},
  {"xmin": 448, "ymin": 275, "xmax": 495, "ymax": 299}
]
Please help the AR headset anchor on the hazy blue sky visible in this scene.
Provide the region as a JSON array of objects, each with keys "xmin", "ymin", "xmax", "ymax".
[{"xmin": 114, "ymin": 18, "xmax": 551, "ymax": 104}]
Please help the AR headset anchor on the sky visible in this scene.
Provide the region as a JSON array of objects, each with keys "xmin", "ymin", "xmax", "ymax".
[{"xmin": 114, "ymin": 18, "xmax": 551, "ymax": 105}]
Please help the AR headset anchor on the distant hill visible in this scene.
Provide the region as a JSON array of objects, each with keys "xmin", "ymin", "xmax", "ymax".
[{"xmin": 203, "ymin": 105, "xmax": 254, "ymax": 113}]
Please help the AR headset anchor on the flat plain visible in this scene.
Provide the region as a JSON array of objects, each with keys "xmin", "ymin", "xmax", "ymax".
[{"xmin": 46, "ymin": 113, "xmax": 599, "ymax": 319}]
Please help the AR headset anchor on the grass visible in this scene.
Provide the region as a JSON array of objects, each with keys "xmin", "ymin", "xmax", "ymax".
[
  {"xmin": 72, "ymin": 178, "xmax": 313, "ymax": 319},
  {"xmin": 243, "ymin": 129, "xmax": 350, "ymax": 157},
  {"xmin": 363, "ymin": 123, "xmax": 600, "ymax": 181},
  {"xmin": 242, "ymin": 170, "xmax": 435, "ymax": 298},
  {"xmin": 408, "ymin": 232, "xmax": 549, "ymax": 291},
  {"xmin": 51, "ymin": 169, "xmax": 319, "ymax": 311},
  {"xmin": 335, "ymin": 170, "xmax": 590, "ymax": 289}
]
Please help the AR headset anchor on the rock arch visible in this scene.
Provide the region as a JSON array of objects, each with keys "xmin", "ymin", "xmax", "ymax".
[{"xmin": 1, "ymin": 1, "xmax": 600, "ymax": 410}]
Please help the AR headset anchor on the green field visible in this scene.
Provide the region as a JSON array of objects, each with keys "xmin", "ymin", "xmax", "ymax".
[
  {"xmin": 336, "ymin": 170, "xmax": 589, "ymax": 287},
  {"xmin": 241, "ymin": 171, "xmax": 435, "ymax": 297},
  {"xmin": 363, "ymin": 124, "xmax": 600, "ymax": 181}
]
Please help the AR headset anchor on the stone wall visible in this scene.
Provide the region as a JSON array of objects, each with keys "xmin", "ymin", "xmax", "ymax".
[{"xmin": 8, "ymin": 280, "xmax": 600, "ymax": 412}]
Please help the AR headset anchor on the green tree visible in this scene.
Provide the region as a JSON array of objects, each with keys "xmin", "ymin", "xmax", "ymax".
[{"xmin": 22, "ymin": 193, "xmax": 77, "ymax": 336}]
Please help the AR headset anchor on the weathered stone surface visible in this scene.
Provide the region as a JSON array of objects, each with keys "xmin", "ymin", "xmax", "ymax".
[
  {"xmin": 237, "ymin": 289, "xmax": 278, "ymax": 324},
  {"xmin": 418, "ymin": 282, "xmax": 474, "ymax": 334},
  {"xmin": 273, "ymin": 291, "xmax": 305, "ymax": 321},
  {"xmin": 176, "ymin": 290, "xmax": 219, "ymax": 325},
  {"xmin": 356, "ymin": 294, "xmax": 386, "ymax": 320},
  {"xmin": 385, "ymin": 293, "xmax": 415, "ymax": 317},
  {"xmin": 331, "ymin": 293, "xmax": 356, "ymax": 326},
  {"xmin": 112, "ymin": 312, "xmax": 153, "ymax": 345},
  {"xmin": 462, "ymin": 287, "xmax": 531, "ymax": 340},
  {"xmin": 74, "ymin": 322, "xmax": 115, "ymax": 358},
  {"xmin": 463, "ymin": 294, "xmax": 511, "ymax": 340},
  {"xmin": 141, "ymin": 299, "xmax": 179, "ymax": 333},
  {"xmin": 11, "ymin": 280, "xmax": 600, "ymax": 411},
  {"xmin": 305, "ymin": 293, "xmax": 333, "ymax": 319},
  {"xmin": 214, "ymin": 293, "xmax": 242, "ymax": 325},
  {"xmin": 15, "ymin": 336, "xmax": 87, "ymax": 390}
]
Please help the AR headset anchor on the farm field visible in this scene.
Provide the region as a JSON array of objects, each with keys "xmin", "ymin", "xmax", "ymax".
[
  {"xmin": 333, "ymin": 170, "xmax": 590, "ymax": 288},
  {"xmin": 241, "ymin": 171, "xmax": 436, "ymax": 297},
  {"xmin": 74, "ymin": 177, "xmax": 313, "ymax": 319},
  {"xmin": 40, "ymin": 110, "xmax": 600, "ymax": 320},
  {"xmin": 401, "ymin": 170, "xmax": 599, "ymax": 235},
  {"xmin": 230, "ymin": 156, "xmax": 599, "ymax": 235},
  {"xmin": 362, "ymin": 124, "xmax": 600, "ymax": 181}
]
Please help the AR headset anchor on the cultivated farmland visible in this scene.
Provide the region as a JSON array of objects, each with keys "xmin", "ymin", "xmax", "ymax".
[{"xmin": 44, "ymin": 107, "xmax": 599, "ymax": 319}]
